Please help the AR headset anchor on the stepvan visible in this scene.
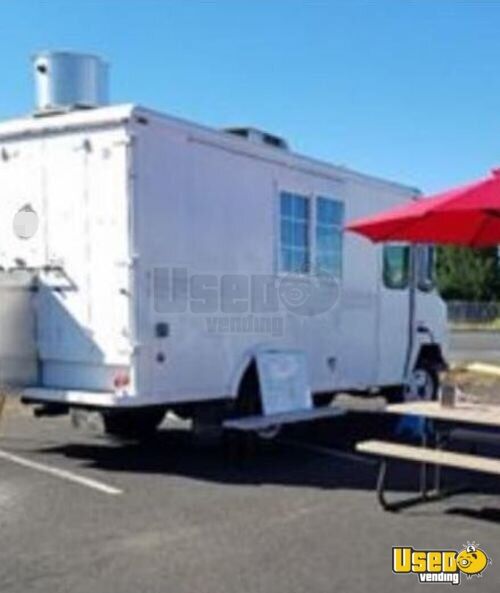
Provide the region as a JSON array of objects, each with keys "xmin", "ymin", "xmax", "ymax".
[{"xmin": 0, "ymin": 52, "xmax": 448, "ymax": 438}]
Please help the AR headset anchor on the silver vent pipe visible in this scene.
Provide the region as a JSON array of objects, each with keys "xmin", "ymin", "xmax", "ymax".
[{"xmin": 33, "ymin": 51, "xmax": 108, "ymax": 115}]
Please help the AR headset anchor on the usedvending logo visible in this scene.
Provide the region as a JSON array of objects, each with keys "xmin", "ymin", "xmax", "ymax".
[{"xmin": 393, "ymin": 542, "xmax": 491, "ymax": 585}]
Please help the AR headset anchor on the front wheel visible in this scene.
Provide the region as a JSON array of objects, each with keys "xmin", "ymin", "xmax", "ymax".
[
  {"xmin": 380, "ymin": 365, "xmax": 439, "ymax": 439},
  {"xmin": 405, "ymin": 365, "xmax": 439, "ymax": 402}
]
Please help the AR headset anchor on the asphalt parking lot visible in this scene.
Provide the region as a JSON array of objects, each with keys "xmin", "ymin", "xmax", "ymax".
[
  {"xmin": 0, "ymin": 405, "xmax": 499, "ymax": 593},
  {"xmin": 450, "ymin": 330, "xmax": 500, "ymax": 364}
]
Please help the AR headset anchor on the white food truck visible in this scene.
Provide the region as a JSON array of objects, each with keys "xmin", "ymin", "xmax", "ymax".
[{"xmin": 0, "ymin": 52, "xmax": 448, "ymax": 438}]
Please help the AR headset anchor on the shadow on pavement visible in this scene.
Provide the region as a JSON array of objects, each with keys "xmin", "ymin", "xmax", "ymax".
[
  {"xmin": 446, "ymin": 506, "xmax": 500, "ymax": 523},
  {"xmin": 32, "ymin": 412, "xmax": 500, "ymax": 512}
]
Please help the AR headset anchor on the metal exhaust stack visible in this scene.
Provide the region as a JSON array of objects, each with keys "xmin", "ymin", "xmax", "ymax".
[{"xmin": 33, "ymin": 50, "xmax": 109, "ymax": 115}]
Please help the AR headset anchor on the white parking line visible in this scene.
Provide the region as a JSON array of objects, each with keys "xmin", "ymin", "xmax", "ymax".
[{"xmin": 0, "ymin": 448, "xmax": 123, "ymax": 496}]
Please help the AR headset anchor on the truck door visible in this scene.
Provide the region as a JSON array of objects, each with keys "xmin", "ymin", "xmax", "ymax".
[
  {"xmin": 376, "ymin": 243, "xmax": 412, "ymax": 386},
  {"xmin": 338, "ymin": 236, "xmax": 379, "ymax": 389},
  {"xmin": 36, "ymin": 134, "xmax": 131, "ymax": 391}
]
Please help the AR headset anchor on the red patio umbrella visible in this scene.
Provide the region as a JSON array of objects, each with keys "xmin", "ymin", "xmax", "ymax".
[{"xmin": 346, "ymin": 169, "xmax": 500, "ymax": 246}]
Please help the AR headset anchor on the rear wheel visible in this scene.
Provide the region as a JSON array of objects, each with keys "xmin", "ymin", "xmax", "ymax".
[
  {"xmin": 313, "ymin": 392, "xmax": 335, "ymax": 408},
  {"xmin": 102, "ymin": 408, "xmax": 166, "ymax": 440},
  {"xmin": 239, "ymin": 366, "xmax": 282, "ymax": 441},
  {"xmin": 224, "ymin": 363, "xmax": 281, "ymax": 459}
]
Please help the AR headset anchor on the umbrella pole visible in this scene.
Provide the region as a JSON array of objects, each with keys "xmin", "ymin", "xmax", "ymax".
[{"xmin": 403, "ymin": 246, "xmax": 418, "ymax": 389}]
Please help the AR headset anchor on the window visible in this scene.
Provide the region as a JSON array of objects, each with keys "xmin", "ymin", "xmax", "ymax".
[
  {"xmin": 315, "ymin": 197, "xmax": 344, "ymax": 277},
  {"xmin": 383, "ymin": 244, "xmax": 410, "ymax": 289},
  {"xmin": 279, "ymin": 192, "xmax": 344, "ymax": 277},
  {"xmin": 279, "ymin": 192, "xmax": 310, "ymax": 274},
  {"xmin": 417, "ymin": 245, "xmax": 435, "ymax": 291}
]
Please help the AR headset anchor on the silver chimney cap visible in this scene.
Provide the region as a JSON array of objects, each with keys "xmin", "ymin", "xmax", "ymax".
[{"xmin": 33, "ymin": 50, "xmax": 109, "ymax": 115}]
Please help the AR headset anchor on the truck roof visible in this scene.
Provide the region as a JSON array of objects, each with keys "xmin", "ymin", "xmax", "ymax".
[{"xmin": 0, "ymin": 103, "xmax": 420, "ymax": 195}]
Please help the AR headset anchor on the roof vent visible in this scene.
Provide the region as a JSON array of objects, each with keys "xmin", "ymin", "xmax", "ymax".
[
  {"xmin": 33, "ymin": 51, "xmax": 108, "ymax": 115},
  {"xmin": 224, "ymin": 127, "xmax": 289, "ymax": 150}
]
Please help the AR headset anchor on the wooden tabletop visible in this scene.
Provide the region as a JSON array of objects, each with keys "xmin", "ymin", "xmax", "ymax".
[{"xmin": 386, "ymin": 400, "xmax": 500, "ymax": 428}]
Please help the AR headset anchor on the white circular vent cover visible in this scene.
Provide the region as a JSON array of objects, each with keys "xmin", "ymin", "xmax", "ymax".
[{"xmin": 13, "ymin": 205, "xmax": 39, "ymax": 240}]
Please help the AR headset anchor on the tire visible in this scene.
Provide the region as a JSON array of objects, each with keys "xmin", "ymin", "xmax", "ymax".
[
  {"xmin": 102, "ymin": 408, "xmax": 166, "ymax": 440},
  {"xmin": 382, "ymin": 365, "xmax": 439, "ymax": 405},
  {"xmin": 313, "ymin": 392, "xmax": 335, "ymax": 408},
  {"xmin": 237, "ymin": 365, "xmax": 282, "ymax": 441},
  {"xmin": 380, "ymin": 365, "xmax": 439, "ymax": 439},
  {"xmin": 224, "ymin": 363, "xmax": 281, "ymax": 460},
  {"xmin": 405, "ymin": 365, "xmax": 439, "ymax": 402}
]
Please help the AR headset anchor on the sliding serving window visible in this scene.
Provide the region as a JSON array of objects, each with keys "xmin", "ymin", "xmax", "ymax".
[
  {"xmin": 315, "ymin": 197, "xmax": 344, "ymax": 278},
  {"xmin": 279, "ymin": 192, "xmax": 311, "ymax": 274},
  {"xmin": 279, "ymin": 192, "xmax": 344, "ymax": 278}
]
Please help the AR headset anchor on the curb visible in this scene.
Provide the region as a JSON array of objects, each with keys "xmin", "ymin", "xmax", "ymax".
[{"xmin": 451, "ymin": 362, "xmax": 500, "ymax": 377}]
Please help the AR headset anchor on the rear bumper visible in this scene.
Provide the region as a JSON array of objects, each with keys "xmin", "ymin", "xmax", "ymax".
[{"xmin": 22, "ymin": 388, "xmax": 154, "ymax": 409}]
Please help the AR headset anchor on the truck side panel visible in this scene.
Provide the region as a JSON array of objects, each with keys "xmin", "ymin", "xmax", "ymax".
[{"xmin": 131, "ymin": 118, "xmax": 417, "ymax": 403}]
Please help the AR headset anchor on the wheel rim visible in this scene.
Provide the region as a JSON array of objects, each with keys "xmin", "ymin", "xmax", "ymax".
[
  {"xmin": 257, "ymin": 424, "xmax": 282, "ymax": 440},
  {"xmin": 405, "ymin": 368, "xmax": 435, "ymax": 402}
]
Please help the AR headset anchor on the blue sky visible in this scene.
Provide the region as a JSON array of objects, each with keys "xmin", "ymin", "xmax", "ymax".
[{"xmin": 1, "ymin": 0, "xmax": 499, "ymax": 192}]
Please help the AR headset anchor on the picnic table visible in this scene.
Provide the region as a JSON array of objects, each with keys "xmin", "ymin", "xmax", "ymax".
[
  {"xmin": 387, "ymin": 400, "xmax": 500, "ymax": 428},
  {"xmin": 356, "ymin": 400, "xmax": 500, "ymax": 511}
]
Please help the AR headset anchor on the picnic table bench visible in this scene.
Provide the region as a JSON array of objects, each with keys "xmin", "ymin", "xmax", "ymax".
[{"xmin": 356, "ymin": 401, "xmax": 500, "ymax": 511}]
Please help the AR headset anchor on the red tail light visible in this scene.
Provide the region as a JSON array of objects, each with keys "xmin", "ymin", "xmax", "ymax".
[{"xmin": 113, "ymin": 371, "xmax": 130, "ymax": 390}]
